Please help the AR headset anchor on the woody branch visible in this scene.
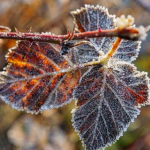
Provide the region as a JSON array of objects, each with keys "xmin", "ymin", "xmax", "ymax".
[
  {"xmin": 0, "ymin": 26, "xmax": 146, "ymax": 45},
  {"xmin": 0, "ymin": 15, "xmax": 147, "ymax": 44}
]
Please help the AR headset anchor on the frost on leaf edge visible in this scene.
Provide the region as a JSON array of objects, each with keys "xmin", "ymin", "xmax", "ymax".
[
  {"xmin": 0, "ymin": 40, "xmax": 81, "ymax": 114},
  {"xmin": 71, "ymin": 61, "xmax": 150, "ymax": 150},
  {"xmin": 71, "ymin": 104, "xmax": 140, "ymax": 150}
]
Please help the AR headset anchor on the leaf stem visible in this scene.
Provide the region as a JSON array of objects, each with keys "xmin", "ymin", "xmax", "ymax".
[
  {"xmin": 105, "ymin": 37, "xmax": 122, "ymax": 60},
  {"xmin": 79, "ymin": 37, "xmax": 122, "ymax": 67}
]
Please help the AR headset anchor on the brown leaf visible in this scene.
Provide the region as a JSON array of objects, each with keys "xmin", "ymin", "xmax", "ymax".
[
  {"xmin": 0, "ymin": 4, "xmax": 149, "ymax": 150},
  {"xmin": 71, "ymin": 5, "xmax": 150, "ymax": 150},
  {"xmin": 72, "ymin": 62, "xmax": 149, "ymax": 149},
  {"xmin": 0, "ymin": 41, "xmax": 80, "ymax": 113}
]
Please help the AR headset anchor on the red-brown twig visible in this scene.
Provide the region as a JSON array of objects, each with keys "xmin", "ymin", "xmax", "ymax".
[{"xmin": 0, "ymin": 27, "xmax": 142, "ymax": 45}]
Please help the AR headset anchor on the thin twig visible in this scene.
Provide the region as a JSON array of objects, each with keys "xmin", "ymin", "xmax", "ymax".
[{"xmin": 0, "ymin": 27, "xmax": 141, "ymax": 45}]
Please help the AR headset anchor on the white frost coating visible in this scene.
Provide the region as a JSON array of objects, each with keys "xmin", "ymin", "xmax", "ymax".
[
  {"xmin": 0, "ymin": 32, "xmax": 8, "ymax": 37},
  {"xmin": 0, "ymin": 25, "xmax": 11, "ymax": 32},
  {"xmin": 0, "ymin": 39, "xmax": 81, "ymax": 114},
  {"xmin": 138, "ymin": 26, "xmax": 148, "ymax": 41},
  {"xmin": 72, "ymin": 56, "xmax": 149, "ymax": 150},
  {"xmin": 0, "ymin": 4, "xmax": 149, "ymax": 150},
  {"xmin": 41, "ymin": 32, "xmax": 52, "ymax": 35},
  {"xmin": 71, "ymin": 4, "xmax": 140, "ymax": 63}
]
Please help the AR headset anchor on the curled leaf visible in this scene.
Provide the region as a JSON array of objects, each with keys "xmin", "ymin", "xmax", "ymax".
[{"xmin": 0, "ymin": 25, "xmax": 11, "ymax": 32}]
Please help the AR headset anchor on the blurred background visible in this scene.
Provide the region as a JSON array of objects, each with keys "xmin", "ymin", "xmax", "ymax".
[{"xmin": 0, "ymin": 0, "xmax": 150, "ymax": 150}]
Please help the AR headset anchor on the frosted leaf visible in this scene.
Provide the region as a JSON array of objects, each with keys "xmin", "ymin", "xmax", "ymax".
[
  {"xmin": 71, "ymin": 4, "xmax": 140, "ymax": 62},
  {"xmin": 112, "ymin": 40, "xmax": 141, "ymax": 62},
  {"xmin": 0, "ymin": 41, "xmax": 80, "ymax": 113},
  {"xmin": 0, "ymin": 4, "xmax": 149, "ymax": 150},
  {"xmin": 71, "ymin": 5, "xmax": 115, "ymax": 52},
  {"xmin": 72, "ymin": 62, "xmax": 149, "ymax": 150},
  {"xmin": 68, "ymin": 42, "xmax": 100, "ymax": 65},
  {"xmin": 0, "ymin": 25, "xmax": 11, "ymax": 32}
]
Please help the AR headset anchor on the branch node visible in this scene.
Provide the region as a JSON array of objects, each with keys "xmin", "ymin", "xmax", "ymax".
[
  {"xmin": 15, "ymin": 27, "xmax": 23, "ymax": 37},
  {"xmin": 28, "ymin": 27, "xmax": 32, "ymax": 33}
]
